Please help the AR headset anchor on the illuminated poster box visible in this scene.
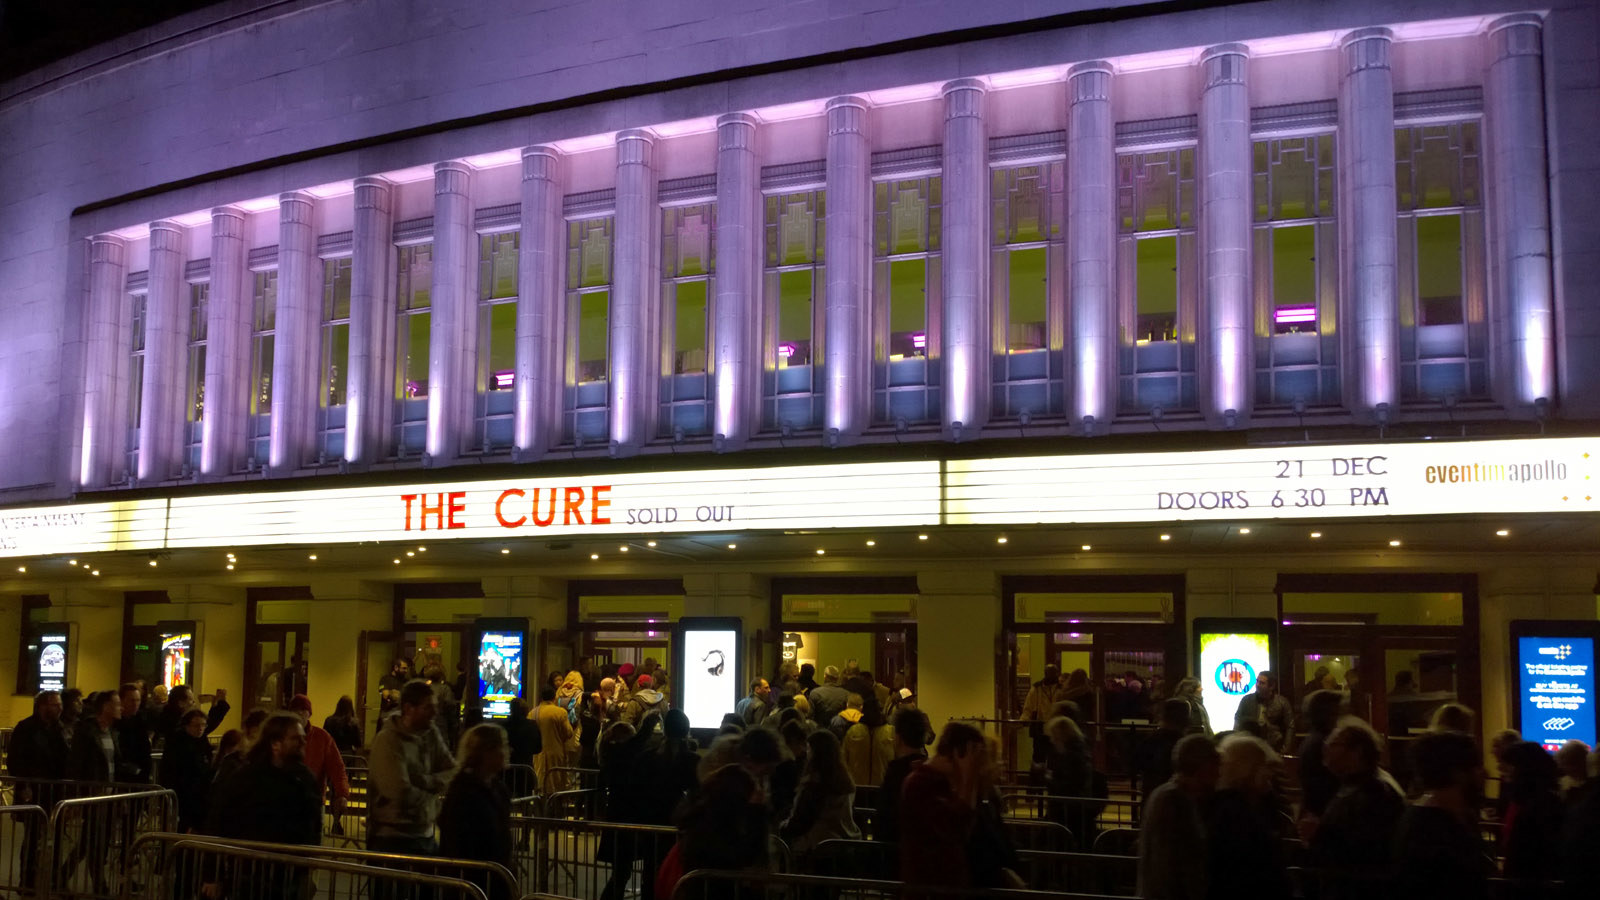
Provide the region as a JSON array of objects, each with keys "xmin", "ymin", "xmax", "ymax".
[
  {"xmin": 1512, "ymin": 622, "xmax": 1599, "ymax": 752},
  {"xmin": 1194, "ymin": 618, "xmax": 1277, "ymax": 734},
  {"xmin": 676, "ymin": 617, "xmax": 742, "ymax": 732},
  {"xmin": 476, "ymin": 619, "xmax": 528, "ymax": 720}
]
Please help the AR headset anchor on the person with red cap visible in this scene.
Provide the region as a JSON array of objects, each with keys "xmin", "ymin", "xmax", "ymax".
[
  {"xmin": 287, "ymin": 694, "xmax": 350, "ymax": 827},
  {"xmin": 615, "ymin": 663, "xmax": 637, "ymax": 708}
]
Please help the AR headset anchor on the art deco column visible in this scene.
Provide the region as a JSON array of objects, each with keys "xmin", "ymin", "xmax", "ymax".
[
  {"xmin": 1485, "ymin": 14, "xmax": 1556, "ymax": 409},
  {"xmin": 201, "ymin": 206, "xmax": 251, "ymax": 476},
  {"xmin": 137, "ymin": 220, "xmax": 187, "ymax": 482},
  {"xmin": 824, "ymin": 96, "xmax": 872, "ymax": 443},
  {"xmin": 269, "ymin": 191, "xmax": 320, "ymax": 472},
  {"xmin": 1067, "ymin": 62, "xmax": 1117, "ymax": 431},
  {"xmin": 427, "ymin": 161, "xmax": 477, "ymax": 464},
  {"xmin": 714, "ymin": 113, "xmax": 762, "ymax": 450},
  {"xmin": 1199, "ymin": 44, "xmax": 1254, "ymax": 427},
  {"xmin": 346, "ymin": 177, "xmax": 394, "ymax": 466},
  {"xmin": 515, "ymin": 146, "xmax": 564, "ymax": 460},
  {"xmin": 941, "ymin": 78, "xmax": 990, "ymax": 440},
  {"xmin": 610, "ymin": 129, "xmax": 658, "ymax": 455},
  {"xmin": 1339, "ymin": 28, "xmax": 1400, "ymax": 417},
  {"xmin": 80, "ymin": 235, "xmax": 127, "ymax": 488}
]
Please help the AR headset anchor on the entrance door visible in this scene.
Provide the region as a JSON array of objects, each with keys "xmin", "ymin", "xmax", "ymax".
[
  {"xmin": 245, "ymin": 624, "xmax": 309, "ymax": 711},
  {"xmin": 357, "ymin": 630, "xmax": 400, "ymax": 739}
]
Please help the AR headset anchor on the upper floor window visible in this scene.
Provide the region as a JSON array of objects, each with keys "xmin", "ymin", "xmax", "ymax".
[
  {"xmin": 875, "ymin": 177, "xmax": 941, "ymax": 361},
  {"xmin": 128, "ymin": 292, "xmax": 148, "ymax": 430},
  {"xmin": 1254, "ymin": 135, "xmax": 1335, "ymax": 336},
  {"xmin": 395, "ymin": 244, "xmax": 432, "ymax": 401},
  {"xmin": 763, "ymin": 189, "xmax": 824, "ymax": 431},
  {"xmin": 662, "ymin": 203, "xmax": 715, "ymax": 377},
  {"xmin": 991, "ymin": 164, "xmax": 1063, "ymax": 419},
  {"xmin": 567, "ymin": 218, "xmax": 613, "ymax": 388},
  {"xmin": 477, "ymin": 231, "xmax": 519, "ymax": 393},
  {"xmin": 250, "ymin": 271, "xmax": 277, "ymax": 418},
  {"xmin": 186, "ymin": 282, "xmax": 208, "ymax": 424},
  {"xmin": 320, "ymin": 258, "xmax": 352, "ymax": 409},
  {"xmin": 1119, "ymin": 149, "xmax": 1194, "ymax": 343}
]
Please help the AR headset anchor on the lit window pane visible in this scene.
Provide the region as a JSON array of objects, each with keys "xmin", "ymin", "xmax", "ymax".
[
  {"xmin": 1272, "ymin": 225, "xmax": 1317, "ymax": 334},
  {"xmin": 1007, "ymin": 248, "xmax": 1047, "ymax": 352},
  {"xmin": 324, "ymin": 258, "xmax": 352, "ymax": 319},
  {"xmin": 777, "ymin": 270, "xmax": 813, "ymax": 367},
  {"xmin": 1135, "ymin": 236, "xmax": 1178, "ymax": 342},
  {"xmin": 129, "ymin": 355, "xmax": 144, "ymax": 428},
  {"xmin": 486, "ymin": 302, "xmax": 516, "ymax": 389},
  {"xmin": 1416, "ymin": 215, "xmax": 1464, "ymax": 326},
  {"xmin": 188, "ymin": 345, "xmax": 206, "ymax": 422},
  {"xmin": 251, "ymin": 335, "xmax": 274, "ymax": 415},
  {"xmin": 322, "ymin": 322, "xmax": 349, "ymax": 407},
  {"xmin": 575, "ymin": 291, "xmax": 608, "ymax": 383},
  {"xmin": 672, "ymin": 281, "xmax": 708, "ymax": 374},
  {"xmin": 888, "ymin": 258, "xmax": 927, "ymax": 358},
  {"xmin": 253, "ymin": 271, "xmax": 277, "ymax": 331},
  {"xmin": 479, "ymin": 232, "xmax": 519, "ymax": 300},
  {"xmin": 398, "ymin": 311, "xmax": 430, "ymax": 398}
]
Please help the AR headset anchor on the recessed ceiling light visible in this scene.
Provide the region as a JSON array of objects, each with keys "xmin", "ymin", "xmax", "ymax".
[
  {"xmin": 417, "ymin": 546, "xmax": 427, "ymax": 552},
  {"xmin": 816, "ymin": 548, "xmax": 826, "ymax": 555},
  {"xmin": 225, "ymin": 564, "xmax": 234, "ymax": 571},
  {"xmin": 16, "ymin": 565, "xmax": 25, "ymax": 573},
  {"xmin": 1238, "ymin": 527, "xmax": 1251, "ymax": 534},
  {"xmin": 647, "ymin": 541, "xmax": 657, "ymax": 547},
  {"xmin": 590, "ymin": 553, "xmax": 600, "ymax": 560},
  {"xmin": 1159, "ymin": 534, "xmax": 1171, "ymax": 541},
  {"xmin": 308, "ymin": 554, "xmax": 318, "ymax": 561},
  {"xmin": 1081, "ymin": 544, "xmax": 1092, "ymax": 551},
  {"xmin": 500, "ymin": 548, "xmax": 510, "ymax": 554},
  {"xmin": 866, "ymin": 540, "xmax": 876, "ymax": 547},
  {"xmin": 620, "ymin": 546, "xmax": 629, "ymax": 552},
  {"xmin": 1389, "ymin": 539, "xmax": 1401, "ymax": 547},
  {"xmin": 1310, "ymin": 532, "xmax": 1322, "ymax": 538},
  {"xmin": 918, "ymin": 534, "xmax": 929, "ymax": 541},
  {"xmin": 393, "ymin": 559, "xmax": 401, "ymax": 564},
  {"xmin": 726, "ymin": 543, "xmax": 737, "ymax": 549},
  {"xmin": 68, "ymin": 559, "xmax": 77, "ymax": 565},
  {"xmin": 91, "ymin": 569, "xmax": 100, "ymax": 576},
  {"xmin": 406, "ymin": 551, "xmax": 415, "ymax": 557},
  {"xmin": 1495, "ymin": 529, "xmax": 1509, "ymax": 537},
  {"xmin": 148, "ymin": 560, "xmax": 157, "ymax": 567},
  {"xmin": 997, "ymin": 536, "xmax": 1008, "ymax": 544}
]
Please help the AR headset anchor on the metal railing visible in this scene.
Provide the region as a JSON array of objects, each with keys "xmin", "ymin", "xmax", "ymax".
[
  {"xmin": 540, "ymin": 789, "xmax": 603, "ymax": 822},
  {"xmin": 47, "ymin": 788, "xmax": 176, "ymax": 899},
  {"xmin": 1000, "ymin": 818, "xmax": 1075, "ymax": 854},
  {"xmin": 126, "ymin": 831, "xmax": 519, "ymax": 900},
  {"xmin": 542, "ymin": 767, "xmax": 601, "ymax": 795},
  {"xmin": 0, "ymin": 776, "xmax": 162, "ymax": 806},
  {"xmin": 1, "ymin": 803, "xmax": 48, "ymax": 897},
  {"xmin": 153, "ymin": 837, "xmax": 491, "ymax": 900},
  {"xmin": 670, "ymin": 868, "xmax": 1116, "ymax": 900},
  {"xmin": 808, "ymin": 840, "xmax": 1138, "ymax": 896}
]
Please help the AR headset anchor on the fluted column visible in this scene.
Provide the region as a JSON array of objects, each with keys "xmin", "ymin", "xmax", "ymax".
[
  {"xmin": 824, "ymin": 96, "xmax": 872, "ymax": 442},
  {"xmin": 1485, "ymin": 14, "xmax": 1556, "ymax": 409},
  {"xmin": 610, "ymin": 130, "xmax": 658, "ymax": 455},
  {"xmin": 1199, "ymin": 44, "xmax": 1254, "ymax": 428},
  {"xmin": 515, "ymin": 147, "xmax": 565, "ymax": 460},
  {"xmin": 941, "ymin": 78, "xmax": 990, "ymax": 440},
  {"xmin": 1339, "ymin": 28, "xmax": 1399, "ymax": 417},
  {"xmin": 347, "ymin": 177, "xmax": 395, "ymax": 466},
  {"xmin": 1067, "ymin": 62, "xmax": 1117, "ymax": 431},
  {"xmin": 201, "ymin": 206, "xmax": 251, "ymax": 476},
  {"xmin": 714, "ymin": 113, "xmax": 762, "ymax": 450},
  {"xmin": 269, "ymin": 192, "xmax": 319, "ymax": 472},
  {"xmin": 138, "ymin": 220, "xmax": 187, "ymax": 482},
  {"xmin": 80, "ymin": 235, "xmax": 128, "ymax": 488},
  {"xmin": 427, "ymin": 161, "xmax": 476, "ymax": 464}
]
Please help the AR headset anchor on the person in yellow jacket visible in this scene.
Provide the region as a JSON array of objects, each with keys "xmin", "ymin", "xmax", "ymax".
[
  {"xmin": 841, "ymin": 694, "xmax": 896, "ymax": 787},
  {"xmin": 531, "ymin": 684, "xmax": 579, "ymax": 793}
]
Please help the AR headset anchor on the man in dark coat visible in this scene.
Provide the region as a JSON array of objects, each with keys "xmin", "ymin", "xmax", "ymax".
[
  {"xmin": 66, "ymin": 691, "xmax": 125, "ymax": 783},
  {"xmin": 113, "ymin": 683, "xmax": 153, "ymax": 783},
  {"xmin": 203, "ymin": 713, "xmax": 322, "ymax": 900},
  {"xmin": 6, "ymin": 691, "xmax": 70, "ymax": 888}
]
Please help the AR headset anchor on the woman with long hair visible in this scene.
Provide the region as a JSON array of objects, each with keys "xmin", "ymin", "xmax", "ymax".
[
  {"xmin": 438, "ymin": 724, "xmax": 514, "ymax": 900},
  {"xmin": 322, "ymin": 695, "xmax": 363, "ymax": 753},
  {"xmin": 780, "ymin": 730, "xmax": 862, "ymax": 856}
]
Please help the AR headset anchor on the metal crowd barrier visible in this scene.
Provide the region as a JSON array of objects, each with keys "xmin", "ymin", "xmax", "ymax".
[
  {"xmin": 48, "ymin": 788, "xmax": 176, "ymax": 900},
  {"xmin": 327, "ymin": 763, "xmax": 371, "ymax": 847},
  {"xmin": 670, "ymin": 868, "xmax": 1114, "ymax": 900},
  {"xmin": 542, "ymin": 767, "xmax": 601, "ymax": 795},
  {"xmin": 504, "ymin": 764, "xmax": 540, "ymax": 800},
  {"xmin": 154, "ymin": 838, "xmax": 491, "ymax": 900},
  {"xmin": 126, "ymin": 831, "xmax": 519, "ymax": 900},
  {"xmin": 0, "ymin": 776, "xmax": 158, "ymax": 806},
  {"xmin": 541, "ymin": 789, "xmax": 603, "ymax": 821},
  {"xmin": 999, "ymin": 791, "xmax": 1143, "ymax": 828},
  {"xmin": 1, "ymin": 803, "xmax": 48, "ymax": 898},
  {"xmin": 807, "ymin": 840, "xmax": 1137, "ymax": 896},
  {"xmin": 1000, "ymin": 818, "xmax": 1075, "ymax": 854}
]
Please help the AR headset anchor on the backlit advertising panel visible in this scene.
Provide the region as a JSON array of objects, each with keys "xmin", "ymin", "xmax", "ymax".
[
  {"xmin": 679, "ymin": 620, "xmax": 740, "ymax": 731},
  {"xmin": 1195, "ymin": 623, "xmax": 1275, "ymax": 733},
  {"xmin": 160, "ymin": 631, "xmax": 193, "ymax": 690},
  {"xmin": 477, "ymin": 626, "xmax": 526, "ymax": 719},
  {"xmin": 36, "ymin": 627, "xmax": 70, "ymax": 693},
  {"xmin": 1516, "ymin": 635, "xmax": 1596, "ymax": 751}
]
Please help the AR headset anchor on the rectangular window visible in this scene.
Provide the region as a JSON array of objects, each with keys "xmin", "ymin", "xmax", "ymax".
[
  {"xmin": 483, "ymin": 301, "xmax": 516, "ymax": 390},
  {"xmin": 762, "ymin": 189, "xmax": 825, "ymax": 430},
  {"xmin": 888, "ymin": 257, "xmax": 928, "ymax": 359},
  {"xmin": 396, "ymin": 244, "xmax": 432, "ymax": 400},
  {"xmin": 661, "ymin": 200, "xmax": 715, "ymax": 439},
  {"xmin": 478, "ymin": 232, "xmax": 519, "ymax": 392},
  {"xmin": 573, "ymin": 291, "xmax": 609, "ymax": 383},
  {"xmin": 250, "ymin": 271, "xmax": 277, "ymax": 416},
  {"xmin": 186, "ymin": 283, "xmax": 208, "ymax": 423},
  {"xmin": 1271, "ymin": 225, "xmax": 1317, "ymax": 334},
  {"xmin": 872, "ymin": 176, "xmax": 940, "ymax": 424},
  {"xmin": 320, "ymin": 258, "xmax": 352, "ymax": 408},
  {"xmin": 1252, "ymin": 134, "xmax": 1337, "ymax": 407},
  {"xmin": 777, "ymin": 269, "xmax": 814, "ymax": 367},
  {"xmin": 1415, "ymin": 214, "xmax": 1463, "ymax": 327},
  {"xmin": 129, "ymin": 293, "xmax": 148, "ymax": 428},
  {"xmin": 671, "ymin": 280, "xmax": 708, "ymax": 374},
  {"xmin": 1134, "ymin": 236, "xmax": 1177, "ymax": 342}
]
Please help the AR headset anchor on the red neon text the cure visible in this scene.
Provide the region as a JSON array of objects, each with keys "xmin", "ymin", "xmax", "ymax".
[
  {"xmin": 400, "ymin": 492, "xmax": 467, "ymax": 530},
  {"xmin": 493, "ymin": 486, "xmax": 613, "ymax": 528}
]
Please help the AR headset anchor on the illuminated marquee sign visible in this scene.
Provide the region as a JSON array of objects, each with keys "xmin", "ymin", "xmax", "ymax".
[
  {"xmin": 0, "ymin": 500, "xmax": 165, "ymax": 559},
  {"xmin": 946, "ymin": 436, "xmax": 1595, "ymax": 524},
  {"xmin": 165, "ymin": 461, "xmax": 942, "ymax": 548}
]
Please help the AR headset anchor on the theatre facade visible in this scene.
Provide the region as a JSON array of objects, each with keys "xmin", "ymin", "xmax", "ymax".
[{"xmin": 0, "ymin": 0, "xmax": 1597, "ymax": 763}]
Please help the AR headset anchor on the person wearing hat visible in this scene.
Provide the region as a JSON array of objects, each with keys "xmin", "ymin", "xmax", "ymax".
[
  {"xmin": 621, "ymin": 674, "xmax": 667, "ymax": 727},
  {"xmin": 287, "ymin": 694, "xmax": 350, "ymax": 824},
  {"xmin": 616, "ymin": 663, "xmax": 637, "ymax": 708}
]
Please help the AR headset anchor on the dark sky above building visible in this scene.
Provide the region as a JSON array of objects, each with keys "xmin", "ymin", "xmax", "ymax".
[{"xmin": 1, "ymin": 0, "xmax": 229, "ymax": 82}]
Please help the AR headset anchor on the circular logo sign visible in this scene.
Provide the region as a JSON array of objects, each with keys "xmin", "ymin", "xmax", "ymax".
[{"xmin": 1215, "ymin": 658, "xmax": 1255, "ymax": 695}]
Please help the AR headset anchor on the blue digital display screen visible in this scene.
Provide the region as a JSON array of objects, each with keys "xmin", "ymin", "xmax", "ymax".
[{"xmin": 1518, "ymin": 636, "xmax": 1596, "ymax": 751}]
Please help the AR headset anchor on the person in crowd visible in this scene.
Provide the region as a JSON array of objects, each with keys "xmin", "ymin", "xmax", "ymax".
[
  {"xmin": 58, "ymin": 687, "xmax": 85, "ymax": 746},
  {"xmin": 1393, "ymin": 729, "xmax": 1491, "ymax": 900},
  {"xmin": 775, "ymin": 661, "xmax": 802, "ymax": 697},
  {"xmin": 968, "ymin": 733, "xmax": 1024, "ymax": 890},
  {"xmin": 1303, "ymin": 665, "xmax": 1335, "ymax": 696},
  {"xmin": 697, "ymin": 724, "xmax": 785, "ymax": 791},
  {"xmin": 769, "ymin": 719, "xmax": 807, "ymax": 824},
  {"xmin": 202, "ymin": 713, "xmax": 321, "ymax": 900},
  {"xmin": 439, "ymin": 724, "xmax": 514, "ymax": 900},
  {"xmin": 1138, "ymin": 734, "xmax": 1220, "ymax": 900},
  {"xmin": 1555, "ymin": 739, "xmax": 1589, "ymax": 796},
  {"xmin": 1138, "ymin": 698, "xmax": 1191, "ymax": 797},
  {"xmin": 736, "ymin": 677, "xmax": 771, "ymax": 726},
  {"xmin": 1303, "ymin": 718, "xmax": 1406, "ymax": 900},
  {"xmin": 160, "ymin": 684, "xmax": 229, "ymax": 743},
  {"xmin": 67, "ymin": 690, "xmax": 124, "ymax": 782},
  {"xmin": 780, "ymin": 729, "xmax": 861, "ymax": 856},
  {"xmin": 578, "ymin": 687, "xmax": 607, "ymax": 769},
  {"xmin": 598, "ymin": 676, "xmax": 620, "ymax": 718},
  {"xmin": 141, "ymin": 684, "xmax": 165, "ymax": 733},
  {"xmin": 1043, "ymin": 715, "xmax": 1102, "ymax": 849},
  {"xmin": 533, "ymin": 683, "xmax": 578, "ymax": 792},
  {"xmin": 656, "ymin": 764, "xmax": 771, "ymax": 900},
  {"xmin": 876, "ymin": 707, "xmax": 930, "ymax": 848},
  {"xmin": 798, "ymin": 663, "xmax": 819, "ymax": 694},
  {"xmin": 829, "ymin": 693, "xmax": 863, "ymax": 742},
  {"xmin": 598, "ymin": 720, "xmax": 666, "ymax": 900},
  {"xmin": 1205, "ymin": 734, "xmax": 1289, "ymax": 900},
  {"xmin": 159, "ymin": 708, "xmax": 215, "ymax": 832},
  {"xmin": 1059, "ymin": 668, "xmax": 1092, "ymax": 709},
  {"xmin": 286, "ymin": 694, "xmax": 351, "ymax": 826},
  {"xmin": 842, "ymin": 691, "xmax": 894, "ymax": 788},
  {"xmin": 1429, "ymin": 702, "xmax": 1476, "ymax": 735},
  {"xmin": 6, "ymin": 690, "xmax": 69, "ymax": 889},
  {"xmin": 1500, "ymin": 740, "xmax": 1565, "ymax": 886},
  {"xmin": 614, "ymin": 662, "xmax": 636, "ymax": 704},
  {"xmin": 898, "ymin": 722, "xmax": 988, "ymax": 888},
  {"xmin": 322, "ymin": 695, "xmax": 363, "ymax": 753},
  {"xmin": 502, "ymin": 696, "xmax": 540, "ymax": 796},
  {"xmin": 1561, "ymin": 746, "xmax": 1600, "ymax": 899},
  {"xmin": 622, "ymin": 673, "xmax": 667, "ymax": 726},
  {"xmin": 651, "ymin": 710, "xmax": 701, "ymax": 815},
  {"xmin": 1297, "ymin": 689, "xmax": 1346, "ymax": 818},
  {"xmin": 423, "ymin": 663, "xmax": 461, "ymax": 747},
  {"xmin": 1386, "ymin": 671, "xmax": 1422, "ymax": 737},
  {"xmin": 1023, "ymin": 664, "xmax": 1064, "ymax": 775},
  {"xmin": 114, "ymin": 683, "xmax": 153, "ymax": 782},
  {"xmin": 451, "ymin": 659, "xmax": 471, "ymax": 711},
  {"xmin": 379, "ymin": 658, "xmax": 412, "ymax": 693},
  {"xmin": 1234, "ymin": 671, "xmax": 1293, "ymax": 753},
  {"xmin": 807, "ymin": 666, "xmax": 850, "ymax": 726},
  {"xmin": 367, "ymin": 679, "xmax": 455, "ymax": 855},
  {"xmin": 555, "ymin": 670, "xmax": 585, "ymax": 727}
]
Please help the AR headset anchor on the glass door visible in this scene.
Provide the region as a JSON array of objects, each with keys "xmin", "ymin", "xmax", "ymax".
[{"xmin": 245, "ymin": 624, "xmax": 309, "ymax": 712}]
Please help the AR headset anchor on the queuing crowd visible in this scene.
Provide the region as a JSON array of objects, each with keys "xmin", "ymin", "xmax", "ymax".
[{"xmin": 8, "ymin": 659, "xmax": 1600, "ymax": 900}]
